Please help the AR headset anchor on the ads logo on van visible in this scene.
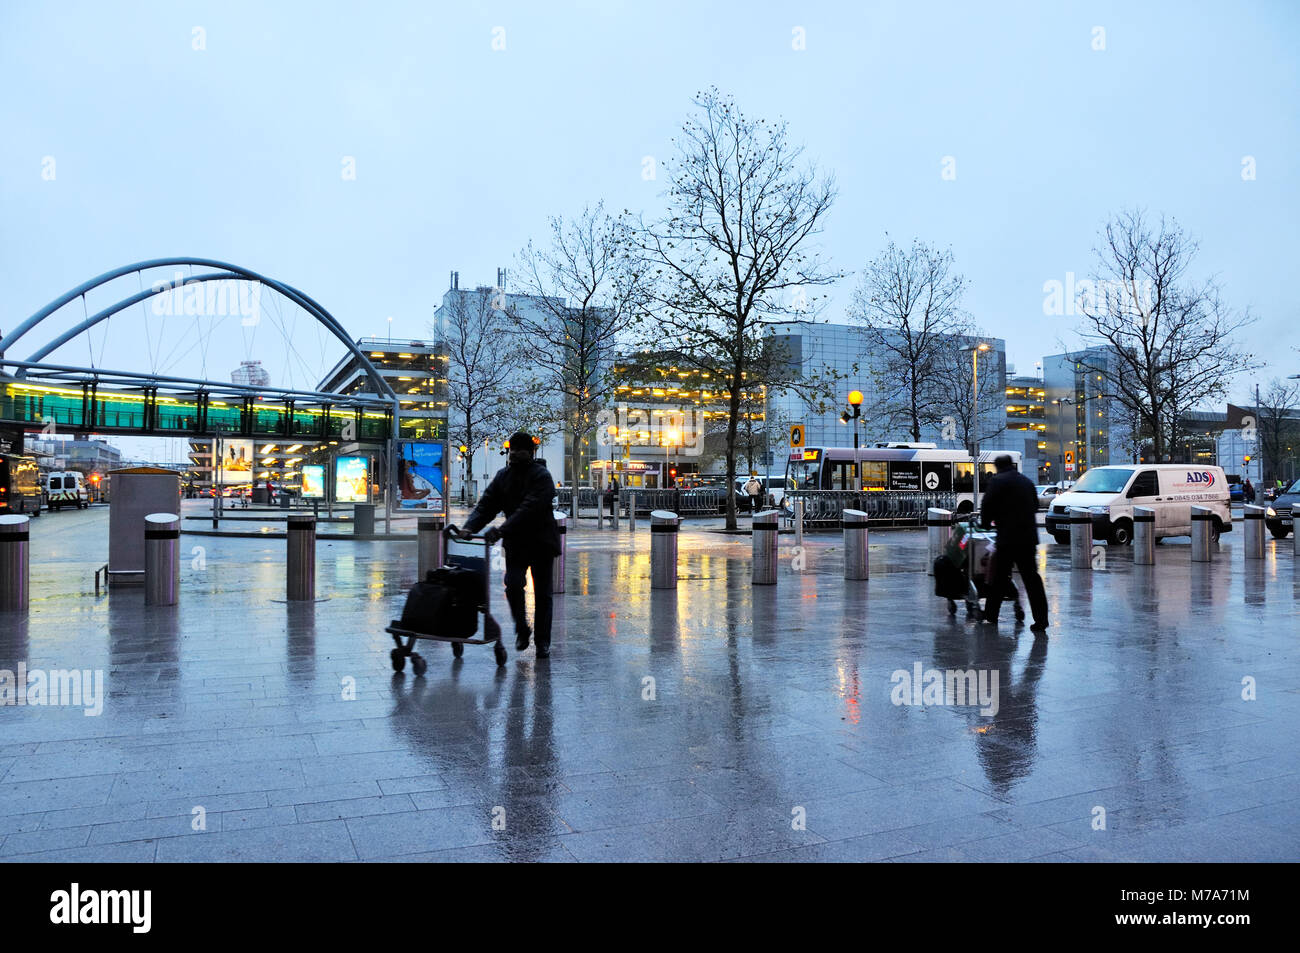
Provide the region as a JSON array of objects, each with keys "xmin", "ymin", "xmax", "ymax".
[{"xmin": 1184, "ymin": 471, "xmax": 1216, "ymax": 486}]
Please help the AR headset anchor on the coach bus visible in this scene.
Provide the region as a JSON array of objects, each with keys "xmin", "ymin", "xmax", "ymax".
[
  {"xmin": 784, "ymin": 443, "xmax": 1021, "ymax": 514},
  {"xmin": 0, "ymin": 452, "xmax": 43, "ymax": 516}
]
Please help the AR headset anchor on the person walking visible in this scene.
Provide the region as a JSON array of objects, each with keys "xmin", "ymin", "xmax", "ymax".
[
  {"xmin": 459, "ymin": 431, "xmax": 561, "ymax": 658},
  {"xmin": 604, "ymin": 477, "xmax": 620, "ymax": 520},
  {"xmin": 744, "ymin": 473, "xmax": 763, "ymax": 515},
  {"xmin": 1244, "ymin": 478, "xmax": 1255, "ymax": 504},
  {"xmin": 978, "ymin": 454, "xmax": 1049, "ymax": 635}
]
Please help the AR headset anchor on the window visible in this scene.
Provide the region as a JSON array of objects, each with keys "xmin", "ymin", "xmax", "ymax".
[{"xmin": 1127, "ymin": 470, "xmax": 1158, "ymax": 498}]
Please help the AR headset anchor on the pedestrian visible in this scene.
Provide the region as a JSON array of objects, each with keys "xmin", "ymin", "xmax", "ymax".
[
  {"xmin": 459, "ymin": 430, "xmax": 561, "ymax": 658},
  {"xmin": 604, "ymin": 477, "xmax": 619, "ymax": 519},
  {"xmin": 1244, "ymin": 478, "xmax": 1255, "ymax": 504},
  {"xmin": 978, "ymin": 454, "xmax": 1049, "ymax": 635},
  {"xmin": 266, "ymin": 478, "xmax": 275, "ymax": 505},
  {"xmin": 744, "ymin": 473, "xmax": 763, "ymax": 515}
]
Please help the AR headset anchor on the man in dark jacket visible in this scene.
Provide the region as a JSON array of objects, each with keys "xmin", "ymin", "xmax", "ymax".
[
  {"xmin": 978, "ymin": 454, "xmax": 1049, "ymax": 634},
  {"xmin": 461, "ymin": 431, "xmax": 562, "ymax": 657}
]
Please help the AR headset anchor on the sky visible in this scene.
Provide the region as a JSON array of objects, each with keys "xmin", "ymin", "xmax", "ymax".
[{"xmin": 2, "ymin": 0, "xmax": 1298, "ymax": 459}]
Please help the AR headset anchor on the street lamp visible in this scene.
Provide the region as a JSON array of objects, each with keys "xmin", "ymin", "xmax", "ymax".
[
  {"xmin": 606, "ymin": 424, "xmax": 618, "ymax": 482},
  {"xmin": 840, "ymin": 389, "xmax": 864, "ymax": 491},
  {"xmin": 971, "ymin": 344, "xmax": 990, "ymax": 523}
]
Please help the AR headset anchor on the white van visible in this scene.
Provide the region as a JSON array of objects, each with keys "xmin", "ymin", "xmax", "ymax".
[
  {"xmin": 46, "ymin": 471, "xmax": 90, "ymax": 510},
  {"xmin": 1043, "ymin": 464, "xmax": 1232, "ymax": 545}
]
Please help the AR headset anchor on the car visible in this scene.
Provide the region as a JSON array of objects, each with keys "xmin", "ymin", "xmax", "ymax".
[
  {"xmin": 1228, "ymin": 481, "xmax": 1244, "ymax": 503},
  {"xmin": 1044, "ymin": 464, "xmax": 1232, "ymax": 545},
  {"xmin": 1035, "ymin": 484, "xmax": 1065, "ymax": 511},
  {"xmin": 734, "ymin": 476, "xmax": 786, "ymax": 510},
  {"xmin": 1264, "ymin": 479, "xmax": 1300, "ymax": 538}
]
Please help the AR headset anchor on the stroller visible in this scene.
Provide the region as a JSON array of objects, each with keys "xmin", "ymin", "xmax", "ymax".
[{"xmin": 933, "ymin": 520, "xmax": 1025, "ymax": 621}]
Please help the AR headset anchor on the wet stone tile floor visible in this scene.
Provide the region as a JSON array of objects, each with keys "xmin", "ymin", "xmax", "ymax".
[{"xmin": 1, "ymin": 504, "xmax": 1297, "ymax": 862}]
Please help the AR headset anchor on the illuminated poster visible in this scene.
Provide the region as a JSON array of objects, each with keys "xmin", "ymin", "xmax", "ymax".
[
  {"xmin": 398, "ymin": 441, "xmax": 444, "ymax": 509},
  {"xmin": 301, "ymin": 465, "xmax": 326, "ymax": 499},
  {"xmin": 219, "ymin": 439, "xmax": 255, "ymax": 485},
  {"xmin": 335, "ymin": 456, "xmax": 369, "ymax": 503}
]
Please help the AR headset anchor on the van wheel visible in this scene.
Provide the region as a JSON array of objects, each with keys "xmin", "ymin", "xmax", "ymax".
[
  {"xmin": 1270, "ymin": 526, "xmax": 1291, "ymax": 539},
  {"xmin": 1052, "ymin": 532, "xmax": 1070, "ymax": 545},
  {"xmin": 1211, "ymin": 518, "xmax": 1223, "ymax": 542},
  {"xmin": 1109, "ymin": 519, "xmax": 1133, "ymax": 546}
]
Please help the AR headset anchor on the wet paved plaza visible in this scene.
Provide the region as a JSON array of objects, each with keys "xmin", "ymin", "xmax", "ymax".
[{"xmin": 2, "ymin": 503, "xmax": 1298, "ymax": 862}]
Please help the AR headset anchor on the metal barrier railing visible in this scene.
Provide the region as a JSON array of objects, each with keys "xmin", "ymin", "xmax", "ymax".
[{"xmin": 783, "ymin": 490, "xmax": 961, "ymax": 527}]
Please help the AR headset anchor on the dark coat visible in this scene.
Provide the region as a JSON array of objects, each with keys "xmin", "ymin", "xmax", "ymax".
[
  {"xmin": 979, "ymin": 468, "xmax": 1040, "ymax": 549},
  {"xmin": 463, "ymin": 460, "xmax": 561, "ymax": 558}
]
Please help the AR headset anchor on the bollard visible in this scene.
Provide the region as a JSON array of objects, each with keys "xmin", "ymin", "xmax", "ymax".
[
  {"xmin": 611, "ymin": 493, "xmax": 620, "ymax": 531},
  {"xmin": 144, "ymin": 512, "xmax": 180, "ymax": 606},
  {"xmin": 552, "ymin": 510, "xmax": 567, "ymax": 594},
  {"xmin": 417, "ymin": 516, "xmax": 445, "ymax": 581},
  {"xmin": 1070, "ymin": 507, "xmax": 1093, "ymax": 570},
  {"xmin": 752, "ymin": 509, "xmax": 779, "ymax": 585},
  {"xmin": 1295, "ymin": 517, "xmax": 1300, "ymax": 560},
  {"xmin": 354, "ymin": 502, "xmax": 375, "ymax": 536},
  {"xmin": 926, "ymin": 507, "xmax": 952, "ymax": 575},
  {"xmin": 842, "ymin": 508, "xmax": 869, "ymax": 581},
  {"xmin": 1190, "ymin": 505, "xmax": 1214, "ymax": 563},
  {"xmin": 287, "ymin": 514, "xmax": 317, "ymax": 600},
  {"xmin": 0, "ymin": 514, "xmax": 30, "ymax": 612},
  {"xmin": 627, "ymin": 492, "xmax": 636, "ymax": 532},
  {"xmin": 1243, "ymin": 505, "xmax": 1265, "ymax": 560},
  {"xmin": 1133, "ymin": 506, "xmax": 1155, "ymax": 565},
  {"xmin": 794, "ymin": 498, "xmax": 804, "ymax": 552},
  {"xmin": 650, "ymin": 510, "xmax": 679, "ymax": 589}
]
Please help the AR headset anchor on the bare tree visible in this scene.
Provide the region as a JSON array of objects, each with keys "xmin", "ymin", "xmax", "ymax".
[
  {"xmin": 440, "ymin": 287, "xmax": 524, "ymax": 500},
  {"xmin": 1252, "ymin": 378, "xmax": 1300, "ymax": 485},
  {"xmin": 1077, "ymin": 210, "xmax": 1258, "ymax": 461},
  {"xmin": 849, "ymin": 238, "xmax": 968, "ymax": 442},
  {"xmin": 508, "ymin": 203, "xmax": 648, "ymax": 492},
  {"xmin": 928, "ymin": 331, "xmax": 1007, "ymax": 452},
  {"xmin": 632, "ymin": 88, "xmax": 839, "ymax": 528}
]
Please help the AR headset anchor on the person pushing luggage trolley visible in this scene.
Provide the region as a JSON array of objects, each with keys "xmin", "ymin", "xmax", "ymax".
[{"xmin": 457, "ymin": 430, "xmax": 562, "ymax": 658}]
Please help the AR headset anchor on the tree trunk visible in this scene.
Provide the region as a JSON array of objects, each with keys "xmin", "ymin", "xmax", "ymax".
[{"xmin": 725, "ymin": 367, "xmax": 742, "ymax": 531}]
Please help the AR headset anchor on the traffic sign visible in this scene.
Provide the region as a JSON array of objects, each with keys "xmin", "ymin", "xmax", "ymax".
[
  {"xmin": 1064, "ymin": 450, "xmax": 1074, "ymax": 465},
  {"xmin": 790, "ymin": 424, "xmax": 805, "ymax": 448}
]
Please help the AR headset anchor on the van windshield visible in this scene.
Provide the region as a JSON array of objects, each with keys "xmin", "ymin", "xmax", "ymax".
[{"xmin": 1070, "ymin": 468, "xmax": 1134, "ymax": 494}]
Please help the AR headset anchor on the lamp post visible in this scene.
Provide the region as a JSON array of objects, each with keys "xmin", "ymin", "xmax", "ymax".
[
  {"xmin": 840, "ymin": 389, "xmax": 864, "ymax": 492},
  {"xmin": 971, "ymin": 343, "xmax": 990, "ymax": 523}
]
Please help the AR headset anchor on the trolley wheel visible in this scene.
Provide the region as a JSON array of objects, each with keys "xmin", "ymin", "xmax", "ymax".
[
  {"xmin": 494, "ymin": 642, "xmax": 508, "ymax": 667},
  {"xmin": 390, "ymin": 647, "xmax": 406, "ymax": 672},
  {"xmin": 452, "ymin": 641, "xmax": 464, "ymax": 658},
  {"xmin": 411, "ymin": 654, "xmax": 427, "ymax": 677},
  {"xmin": 947, "ymin": 599, "xmax": 957, "ymax": 615}
]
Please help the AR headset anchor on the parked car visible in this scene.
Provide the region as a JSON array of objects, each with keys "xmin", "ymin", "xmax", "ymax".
[
  {"xmin": 734, "ymin": 476, "xmax": 786, "ymax": 509},
  {"xmin": 1264, "ymin": 479, "xmax": 1300, "ymax": 538},
  {"xmin": 1228, "ymin": 480, "xmax": 1245, "ymax": 503},
  {"xmin": 1044, "ymin": 464, "xmax": 1232, "ymax": 545}
]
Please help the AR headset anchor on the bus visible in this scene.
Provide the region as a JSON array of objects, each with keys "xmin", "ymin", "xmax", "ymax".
[
  {"xmin": 0, "ymin": 453, "xmax": 43, "ymax": 516},
  {"xmin": 784, "ymin": 443, "xmax": 1021, "ymax": 514}
]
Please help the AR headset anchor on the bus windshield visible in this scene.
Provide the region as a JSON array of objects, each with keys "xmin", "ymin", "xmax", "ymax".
[{"xmin": 1070, "ymin": 467, "xmax": 1134, "ymax": 494}]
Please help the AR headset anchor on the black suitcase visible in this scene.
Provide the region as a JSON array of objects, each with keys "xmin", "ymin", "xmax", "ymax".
[{"xmin": 397, "ymin": 567, "xmax": 480, "ymax": 638}]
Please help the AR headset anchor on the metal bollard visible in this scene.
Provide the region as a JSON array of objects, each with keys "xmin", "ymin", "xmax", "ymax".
[
  {"xmin": 1070, "ymin": 507, "xmax": 1092, "ymax": 570},
  {"xmin": 1243, "ymin": 505, "xmax": 1265, "ymax": 560},
  {"xmin": 552, "ymin": 510, "xmax": 567, "ymax": 594},
  {"xmin": 650, "ymin": 510, "xmax": 679, "ymax": 589},
  {"xmin": 144, "ymin": 512, "xmax": 180, "ymax": 606},
  {"xmin": 1295, "ymin": 516, "xmax": 1300, "ymax": 559},
  {"xmin": 1190, "ymin": 505, "xmax": 1214, "ymax": 563},
  {"xmin": 926, "ymin": 507, "xmax": 952, "ymax": 575},
  {"xmin": 0, "ymin": 514, "xmax": 30, "ymax": 612},
  {"xmin": 287, "ymin": 514, "xmax": 317, "ymax": 600},
  {"xmin": 627, "ymin": 492, "xmax": 636, "ymax": 532},
  {"xmin": 842, "ymin": 508, "xmax": 869, "ymax": 581},
  {"xmin": 1133, "ymin": 506, "xmax": 1155, "ymax": 565},
  {"xmin": 794, "ymin": 498, "xmax": 804, "ymax": 552},
  {"xmin": 611, "ymin": 495, "xmax": 620, "ymax": 531},
  {"xmin": 417, "ymin": 516, "xmax": 445, "ymax": 581},
  {"xmin": 752, "ymin": 509, "xmax": 778, "ymax": 585}
]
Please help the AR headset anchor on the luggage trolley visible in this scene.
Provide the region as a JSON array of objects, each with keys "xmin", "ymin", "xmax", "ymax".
[
  {"xmin": 385, "ymin": 527, "xmax": 506, "ymax": 673},
  {"xmin": 935, "ymin": 520, "xmax": 1025, "ymax": 621}
]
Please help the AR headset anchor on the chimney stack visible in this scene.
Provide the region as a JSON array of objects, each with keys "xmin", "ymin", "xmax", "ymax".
[{"xmin": 497, "ymin": 267, "xmax": 507, "ymax": 291}]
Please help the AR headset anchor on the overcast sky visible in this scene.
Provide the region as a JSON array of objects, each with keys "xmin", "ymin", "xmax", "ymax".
[{"xmin": 2, "ymin": 0, "xmax": 1297, "ymax": 460}]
